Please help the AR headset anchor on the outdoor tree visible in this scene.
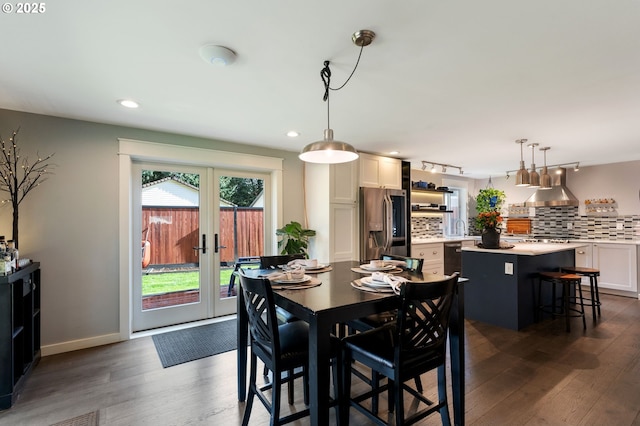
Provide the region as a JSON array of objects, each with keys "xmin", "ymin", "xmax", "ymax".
[{"xmin": 0, "ymin": 128, "xmax": 55, "ymax": 249}]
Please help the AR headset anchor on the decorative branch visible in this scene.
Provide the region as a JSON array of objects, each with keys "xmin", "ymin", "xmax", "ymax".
[{"xmin": 0, "ymin": 127, "xmax": 55, "ymax": 248}]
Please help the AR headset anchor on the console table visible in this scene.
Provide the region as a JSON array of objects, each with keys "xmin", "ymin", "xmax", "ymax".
[{"xmin": 0, "ymin": 262, "xmax": 41, "ymax": 409}]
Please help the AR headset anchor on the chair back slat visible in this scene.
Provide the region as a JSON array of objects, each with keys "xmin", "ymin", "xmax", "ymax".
[
  {"xmin": 259, "ymin": 254, "xmax": 305, "ymax": 269},
  {"xmin": 395, "ymin": 273, "xmax": 458, "ymax": 360},
  {"xmin": 239, "ymin": 272, "xmax": 280, "ymax": 357},
  {"xmin": 381, "ymin": 253, "xmax": 425, "ymax": 273}
]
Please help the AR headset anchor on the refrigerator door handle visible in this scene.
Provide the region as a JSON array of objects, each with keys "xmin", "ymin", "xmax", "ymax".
[{"xmin": 383, "ymin": 193, "xmax": 393, "ymax": 253}]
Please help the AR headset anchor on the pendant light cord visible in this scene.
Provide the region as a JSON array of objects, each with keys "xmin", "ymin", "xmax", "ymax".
[{"xmin": 320, "ymin": 44, "xmax": 366, "ymax": 129}]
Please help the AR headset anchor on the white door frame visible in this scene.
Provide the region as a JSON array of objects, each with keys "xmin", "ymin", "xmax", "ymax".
[{"xmin": 118, "ymin": 138, "xmax": 283, "ymax": 339}]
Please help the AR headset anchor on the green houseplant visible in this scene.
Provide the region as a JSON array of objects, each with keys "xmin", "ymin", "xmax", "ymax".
[
  {"xmin": 474, "ymin": 188, "xmax": 506, "ymax": 248},
  {"xmin": 276, "ymin": 221, "xmax": 316, "ymax": 258}
]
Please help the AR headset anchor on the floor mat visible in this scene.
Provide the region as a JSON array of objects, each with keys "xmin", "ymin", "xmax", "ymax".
[{"xmin": 152, "ymin": 319, "xmax": 238, "ymax": 368}]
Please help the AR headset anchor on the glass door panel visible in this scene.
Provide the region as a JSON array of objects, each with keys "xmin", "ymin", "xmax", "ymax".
[{"xmin": 133, "ymin": 164, "xmax": 211, "ymax": 331}]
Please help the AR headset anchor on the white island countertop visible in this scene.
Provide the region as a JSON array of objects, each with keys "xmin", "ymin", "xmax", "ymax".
[{"xmin": 462, "ymin": 242, "xmax": 586, "ymax": 256}]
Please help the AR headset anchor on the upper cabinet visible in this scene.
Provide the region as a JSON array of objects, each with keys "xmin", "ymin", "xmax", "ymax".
[
  {"xmin": 330, "ymin": 161, "xmax": 359, "ymax": 204},
  {"xmin": 359, "ymin": 153, "xmax": 402, "ymax": 189}
]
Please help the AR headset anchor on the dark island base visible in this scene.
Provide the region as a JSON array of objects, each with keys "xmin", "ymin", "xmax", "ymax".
[{"xmin": 462, "ymin": 249, "xmax": 575, "ymax": 330}]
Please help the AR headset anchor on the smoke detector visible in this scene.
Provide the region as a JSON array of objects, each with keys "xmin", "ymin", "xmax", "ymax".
[{"xmin": 199, "ymin": 45, "xmax": 237, "ymax": 66}]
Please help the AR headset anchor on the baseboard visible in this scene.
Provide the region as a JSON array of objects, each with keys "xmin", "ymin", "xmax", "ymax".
[{"xmin": 41, "ymin": 333, "xmax": 124, "ymax": 356}]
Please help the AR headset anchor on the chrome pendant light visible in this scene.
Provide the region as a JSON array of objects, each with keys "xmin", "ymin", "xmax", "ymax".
[
  {"xmin": 539, "ymin": 146, "xmax": 552, "ymax": 189},
  {"xmin": 515, "ymin": 139, "xmax": 530, "ymax": 186},
  {"xmin": 299, "ymin": 30, "xmax": 375, "ymax": 164},
  {"xmin": 528, "ymin": 142, "xmax": 540, "ymax": 188}
]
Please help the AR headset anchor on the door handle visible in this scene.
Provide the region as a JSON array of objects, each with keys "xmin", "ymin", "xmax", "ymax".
[
  {"xmin": 214, "ymin": 234, "xmax": 227, "ymax": 253},
  {"xmin": 193, "ymin": 234, "xmax": 207, "ymax": 254}
]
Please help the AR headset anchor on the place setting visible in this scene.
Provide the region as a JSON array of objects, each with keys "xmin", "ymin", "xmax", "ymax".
[
  {"xmin": 286, "ymin": 258, "xmax": 333, "ymax": 273},
  {"xmin": 351, "ymin": 271, "xmax": 407, "ymax": 294},
  {"xmin": 351, "ymin": 259, "xmax": 403, "ymax": 275},
  {"xmin": 261, "ymin": 264, "xmax": 322, "ymax": 290}
]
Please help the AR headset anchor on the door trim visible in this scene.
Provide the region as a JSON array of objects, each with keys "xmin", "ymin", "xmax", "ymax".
[{"xmin": 119, "ymin": 138, "xmax": 283, "ymax": 339}]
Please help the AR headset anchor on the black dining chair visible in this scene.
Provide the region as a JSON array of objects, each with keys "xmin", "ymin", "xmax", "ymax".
[
  {"xmin": 341, "ymin": 273, "xmax": 459, "ymax": 426},
  {"xmin": 345, "ymin": 255, "xmax": 426, "ymax": 413},
  {"xmin": 239, "ymin": 271, "xmax": 342, "ymax": 426}
]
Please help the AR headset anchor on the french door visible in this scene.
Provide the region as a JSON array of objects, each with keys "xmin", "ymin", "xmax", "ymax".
[{"xmin": 131, "ymin": 163, "xmax": 268, "ymax": 331}]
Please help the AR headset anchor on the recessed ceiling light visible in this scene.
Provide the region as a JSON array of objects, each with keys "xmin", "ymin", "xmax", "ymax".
[
  {"xmin": 286, "ymin": 131, "xmax": 300, "ymax": 138},
  {"xmin": 389, "ymin": 150, "xmax": 399, "ymax": 155},
  {"xmin": 118, "ymin": 99, "xmax": 139, "ymax": 109}
]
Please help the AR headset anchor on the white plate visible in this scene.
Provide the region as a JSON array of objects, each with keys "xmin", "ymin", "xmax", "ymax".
[
  {"xmin": 303, "ymin": 264, "xmax": 329, "ymax": 271},
  {"xmin": 360, "ymin": 276, "xmax": 391, "ymax": 288},
  {"xmin": 272, "ymin": 274, "xmax": 312, "ymax": 284},
  {"xmin": 360, "ymin": 263, "xmax": 395, "ymax": 271}
]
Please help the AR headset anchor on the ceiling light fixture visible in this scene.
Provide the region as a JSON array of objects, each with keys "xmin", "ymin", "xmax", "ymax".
[
  {"xmin": 528, "ymin": 142, "xmax": 540, "ymax": 188},
  {"xmin": 574, "ymin": 162, "xmax": 580, "ymax": 171},
  {"xmin": 539, "ymin": 146, "xmax": 552, "ymax": 190},
  {"xmin": 420, "ymin": 160, "xmax": 463, "ymax": 175},
  {"xmin": 198, "ymin": 45, "xmax": 237, "ymax": 66},
  {"xmin": 286, "ymin": 131, "xmax": 300, "ymax": 138},
  {"xmin": 299, "ymin": 30, "xmax": 375, "ymax": 164},
  {"xmin": 515, "ymin": 139, "xmax": 530, "ymax": 186},
  {"xmin": 118, "ymin": 99, "xmax": 139, "ymax": 109}
]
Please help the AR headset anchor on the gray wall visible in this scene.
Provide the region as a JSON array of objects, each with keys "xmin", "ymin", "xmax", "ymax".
[{"xmin": 0, "ymin": 108, "xmax": 305, "ymax": 349}]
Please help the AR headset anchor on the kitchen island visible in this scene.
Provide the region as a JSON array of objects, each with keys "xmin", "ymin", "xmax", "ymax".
[{"xmin": 462, "ymin": 242, "xmax": 585, "ymax": 330}]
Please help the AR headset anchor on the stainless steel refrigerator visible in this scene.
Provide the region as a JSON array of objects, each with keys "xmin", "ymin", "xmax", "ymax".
[{"xmin": 359, "ymin": 187, "xmax": 408, "ymax": 261}]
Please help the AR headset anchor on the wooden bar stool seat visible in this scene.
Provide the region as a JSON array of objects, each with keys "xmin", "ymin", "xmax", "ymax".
[
  {"xmin": 560, "ymin": 266, "xmax": 601, "ymax": 319},
  {"xmin": 537, "ymin": 271, "xmax": 586, "ymax": 332}
]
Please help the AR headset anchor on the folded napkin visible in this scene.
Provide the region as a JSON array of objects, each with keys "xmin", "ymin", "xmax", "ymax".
[
  {"xmin": 267, "ymin": 267, "xmax": 305, "ymax": 282},
  {"xmin": 371, "ymin": 272, "xmax": 408, "ymax": 294},
  {"xmin": 287, "ymin": 259, "xmax": 307, "ymax": 266}
]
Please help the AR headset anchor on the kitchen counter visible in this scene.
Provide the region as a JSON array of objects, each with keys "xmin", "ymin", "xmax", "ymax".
[
  {"xmin": 463, "ymin": 242, "xmax": 586, "ymax": 256},
  {"xmin": 462, "ymin": 242, "xmax": 576, "ymax": 330},
  {"xmin": 412, "ymin": 236, "xmax": 476, "ymax": 244}
]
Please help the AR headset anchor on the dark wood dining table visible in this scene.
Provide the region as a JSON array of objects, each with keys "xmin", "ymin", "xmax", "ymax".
[{"xmin": 236, "ymin": 260, "xmax": 467, "ymax": 426}]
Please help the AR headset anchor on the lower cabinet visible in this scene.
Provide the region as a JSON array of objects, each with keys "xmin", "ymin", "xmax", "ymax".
[
  {"xmin": 575, "ymin": 243, "xmax": 638, "ymax": 296},
  {"xmin": 413, "ymin": 243, "xmax": 444, "ymax": 276},
  {"xmin": 0, "ymin": 263, "xmax": 41, "ymax": 410}
]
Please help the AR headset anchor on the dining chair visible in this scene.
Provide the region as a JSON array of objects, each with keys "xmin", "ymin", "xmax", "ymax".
[
  {"xmin": 239, "ymin": 272, "xmax": 342, "ymax": 426},
  {"xmin": 341, "ymin": 273, "xmax": 459, "ymax": 426}
]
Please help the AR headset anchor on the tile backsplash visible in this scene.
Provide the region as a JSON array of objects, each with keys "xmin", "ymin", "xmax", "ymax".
[{"xmin": 411, "ymin": 207, "xmax": 640, "ymax": 240}]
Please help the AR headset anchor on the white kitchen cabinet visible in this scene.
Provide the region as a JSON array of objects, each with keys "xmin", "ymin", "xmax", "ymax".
[
  {"xmin": 305, "ymin": 161, "xmax": 359, "ymax": 262},
  {"xmin": 413, "ymin": 242, "xmax": 444, "ymax": 276},
  {"xmin": 575, "ymin": 242, "xmax": 637, "ymax": 296},
  {"xmin": 359, "ymin": 153, "xmax": 402, "ymax": 189},
  {"xmin": 592, "ymin": 243, "xmax": 638, "ymax": 294}
]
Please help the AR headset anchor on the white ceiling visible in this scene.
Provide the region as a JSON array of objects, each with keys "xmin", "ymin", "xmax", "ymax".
[{"xmin": 2, "ymin": 1, "xmax": 640, "ymax": 178}]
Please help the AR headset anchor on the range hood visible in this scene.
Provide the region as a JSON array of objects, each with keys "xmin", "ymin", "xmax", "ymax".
[{"xmin": 524, "ymin": 168, "xmax": 579, "ymax": 207}]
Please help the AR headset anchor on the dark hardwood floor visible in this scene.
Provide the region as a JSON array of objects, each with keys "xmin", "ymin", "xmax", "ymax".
[{"xmin": 1, "ymin": 293, "xmax": 639, "ymax": 425}]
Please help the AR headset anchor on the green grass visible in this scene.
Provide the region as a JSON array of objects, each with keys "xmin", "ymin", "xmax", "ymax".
[{"xmin": 142, "ymin": 269, "xmax": 235, "ymax": 296}]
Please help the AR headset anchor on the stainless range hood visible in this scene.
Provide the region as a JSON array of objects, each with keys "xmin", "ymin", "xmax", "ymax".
[{"xmin": 524, "ymin": 168, "xmax": 579, "ymax": 207}]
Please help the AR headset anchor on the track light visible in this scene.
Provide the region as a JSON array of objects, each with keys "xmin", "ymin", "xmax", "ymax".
[
  {"xmin": 420, "ymin": 160, "xmax": 462, "ymax": 175},
  {"xmin": 421, "ymin": 163, "xmax": 427, "ymax": 171},
  {"xmin": 442, "ymin": 166, "xmax": 447, "ymax": 173},
  {"xmin": 574, "ymin": 163, "xmax": 580, "ymax": 171}
]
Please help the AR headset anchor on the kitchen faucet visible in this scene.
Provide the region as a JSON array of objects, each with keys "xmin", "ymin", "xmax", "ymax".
[{"xmin": 454, "ymin": 219, "xmax": 467, "ymax": 236}]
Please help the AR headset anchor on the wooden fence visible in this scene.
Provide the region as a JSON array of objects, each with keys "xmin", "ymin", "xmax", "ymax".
[{"xmin": 142, "ymin": 207, "xmax": 264, "ymax": 266}]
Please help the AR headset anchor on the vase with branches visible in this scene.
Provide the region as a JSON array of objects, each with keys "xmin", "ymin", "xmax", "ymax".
[{"xmin": 0, "ymin": 128, "xmax": 55, "ymax": 249}]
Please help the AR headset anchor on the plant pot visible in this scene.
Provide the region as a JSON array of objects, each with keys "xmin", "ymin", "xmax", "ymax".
[{"xmin": 481, "ymin": 227, "xmax": 501, "ymax": 249}]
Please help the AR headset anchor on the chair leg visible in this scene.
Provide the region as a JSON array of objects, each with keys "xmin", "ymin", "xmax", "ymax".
[
  {"xmin": 588, "ymin": 276, "xmax": 597, "ymax": 319},
  {"xmin": 392, "ymin": 378, "xmax": 404, "ymax": 426},
  {"xmin": 371, "ymin": 371, "xmax": 380, "ymax": 414},
  {"xmin": 272, "ymin": 368, "xmax": 282, "ymax": 426},
  {"xmin": 593, "ymin": 275, "xmax": 602, "ymax": 316},
  {"xmin": 340, "ymin": 349, "xmax": 352, "ymax": 425},
  {"xmin": 242, "ymin": 354, "xmax": 258, "ymax": 426},
  {"xmin": 287, "ymin": 369, "xmax": 294, "ymax": 405},
  {"xmin": 414, "ymin": 375, "xmax": 424, "ymax": 393},
  {"xmin": 563, "ymin": 282, "xmax": 571, "ymax": 332},
  {"xmin": 576, "ymin": 280, "xmax": 586, "ymax": 330},
  {"xmin": 437, "ymin": 364, "xmax": 451, "ymax": 426}
]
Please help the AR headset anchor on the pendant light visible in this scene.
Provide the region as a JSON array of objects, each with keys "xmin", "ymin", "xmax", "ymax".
[
  {"xmin": 539, "ymin": 146, "xmax": 552, "ymax": 189},
  {"xmin": 515, "ymin": 139, "xmax": 530, "ymax": 186},
  {"xmin": 528, "ymin": 142, "xmax": 540, "ymax": 188},
  {"xmin": 299, "ymin": 30, "xmax": 375, "ymax": 164}
]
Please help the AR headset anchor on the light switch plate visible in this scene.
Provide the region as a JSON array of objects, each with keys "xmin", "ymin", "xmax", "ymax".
[{"xmin": 505, "ymin": 262, "xmax": 514, "ymax": 275}]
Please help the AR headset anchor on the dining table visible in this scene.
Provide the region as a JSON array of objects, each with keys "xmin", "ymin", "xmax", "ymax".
[{"xmin": 236, "ymin": 260, "xmax": 467, "ymax": 426}]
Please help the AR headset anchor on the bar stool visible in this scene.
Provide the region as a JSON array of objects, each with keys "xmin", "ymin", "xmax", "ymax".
[
  {"xmin": 537, "ymin": 271, "xmax": 586, "ymax": 332},
  {"xmin": 560, "ymin": 266, "xmax": 601, "ymax": 320}
]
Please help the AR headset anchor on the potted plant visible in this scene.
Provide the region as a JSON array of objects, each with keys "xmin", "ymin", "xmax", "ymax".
[
  {"xmin": 476, "ymin": 210, "xmax": 503, "ymax": 248},
  {"xmin": 275, "ymin": 221, "xmax": 316, "ymax": 258}
]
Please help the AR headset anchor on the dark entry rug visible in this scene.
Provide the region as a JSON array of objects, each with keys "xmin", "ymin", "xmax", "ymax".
[{"xmin": 152, "ymin": 319, "xmax": 237, "ymax": 368}]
